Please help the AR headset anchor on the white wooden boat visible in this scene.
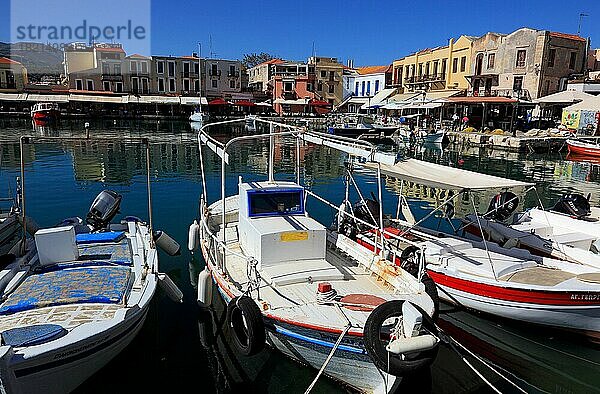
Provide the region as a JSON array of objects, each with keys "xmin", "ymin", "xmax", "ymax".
[
  {"xmin": 566, "ymin": 138, "xmax": 600, "ymax": 157},
  {"xmin": 190, "ymin": 119, "xmax": 441, "ymax": 394},
  {"xmin": 351, "ymin": 158, "xmax": 600, "ymax": 341},
  {"xmin": 0, "ymin": 137, "xmax": 183, "ymax": 393}
]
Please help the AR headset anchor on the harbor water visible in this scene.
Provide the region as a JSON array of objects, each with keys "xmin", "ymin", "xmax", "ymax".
[{"xmin": 0, "ymin": 117, "xmax": 598, "ymax": 393}]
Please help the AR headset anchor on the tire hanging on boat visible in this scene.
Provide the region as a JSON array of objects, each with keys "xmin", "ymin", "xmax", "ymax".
[
  {"xmin": 399, "ymin": 246, "xmax": 421, "ymax": 277},
  {"xmin": 421, "ymin": 273, "xmax": 439, "ymax": 321},
  {"xmin": 363, "ymin": 300, "xmax": 438, "ymax": 376},
  {"xmin": 226, "ymin": 296, "xmax": 265, "ymax": 356}
]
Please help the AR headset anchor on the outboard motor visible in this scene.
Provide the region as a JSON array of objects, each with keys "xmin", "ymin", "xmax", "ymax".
[
  {"xmin": 353, "ymin": 192, "xmax": 380, "ymax": 231},
  {"xmin": 86, "ymin": 190, "xmax": 122, "ymax": 230},
  {"xmin": 551, "ymin": 193, "xmax": 591, "ymax": 219},
  {"xmin": 485, "ymin": 191, "xmax": 519, "ymax": 222}
]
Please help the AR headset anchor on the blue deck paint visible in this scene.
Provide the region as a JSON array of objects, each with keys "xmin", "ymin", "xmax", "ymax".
[{"xmin": 76, "ymin": 231, "xmax": 125, "ymax": 244}]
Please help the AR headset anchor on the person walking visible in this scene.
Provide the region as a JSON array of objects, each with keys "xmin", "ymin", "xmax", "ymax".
[
  {"xmin": 452, "ymin": 112, "xmax": 459, "ymax": 131},
  {"xmin": 461, "ymin": 115, "xmax": 469, "ymax": 130}
]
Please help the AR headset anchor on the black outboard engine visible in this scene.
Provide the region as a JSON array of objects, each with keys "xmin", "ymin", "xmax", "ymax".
[
  {"xmin": 86, "ymin": 190, "xmax": 122, "ymax": 230},
  {"xmin": 353, "ymin": 192, "xmax": 380, "ymax": 231},
  {"xmin": 551, "ymin": 193, "xmax": 591, "ymax": 219},
  {"xmin": 485, "ymin": 191, "xmax": 519, "ymax": 222}
]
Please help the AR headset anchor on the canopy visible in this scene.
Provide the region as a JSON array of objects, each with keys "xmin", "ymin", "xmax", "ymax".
[
  {"xmin": 255, "ymin": 101, "xmax": 273, "ymax": 107},
  {"xmin": 234, "ymin": 100, "xmax": 255, "ymax": 106},
  {"xmin": 362, "ymin": 158, "xmax": 533, "ymax": 191},
  {"xmin": 209, "ymin": 98, "xmax": 231, "ymax": 105},
  {"xmin": 309, "ymin": 99, "xmax": 331, "ymax": 107},
  {"xmin": 535, "ymin": 90, "xmax": 595, "ymax": 105},
  {"xmin": 563, "ymin": 96, "xmax": 600, "ymax": 111},
  {"xmin": 361, "ymin": 88, "xmax": 396, "ymax": 109}
]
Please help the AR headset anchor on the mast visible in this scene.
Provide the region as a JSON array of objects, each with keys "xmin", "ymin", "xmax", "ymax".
[{"xmin": 198, "ymin": 42, "xmax": 203, "ymax": 114}]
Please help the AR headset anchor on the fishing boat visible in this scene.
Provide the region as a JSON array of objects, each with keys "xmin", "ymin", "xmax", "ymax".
[
  {"xmin": 30, "ymin": 103, "xmax": 60, "ymax": 122},
  {"xmin": 566, "ymin": 138, "xmax": 600, "ymax": 157},
  {"xmin": 0, "ymin": 136, "xmax": 183, "ymax": 394},
  {"xmin": 342, "ymin": 158, "xmax": 600, "ymax": 340},
  {"xmin": 189, "ymin": 119, "xmax": 441, "ymax": 394}
]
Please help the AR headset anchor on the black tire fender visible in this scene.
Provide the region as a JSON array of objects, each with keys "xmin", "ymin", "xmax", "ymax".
[
  {"xmin": 421, "ymin": 273, "xmax": 440, "ymax": 321},
  {"xmin": 363, "ymin": 300, "xmax": 438, "ymax": 376},
  {"xmin": 226, "ymin": 296, "xmax": 265, "ymax": 356}
]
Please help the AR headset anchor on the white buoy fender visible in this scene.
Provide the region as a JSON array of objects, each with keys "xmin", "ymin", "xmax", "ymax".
[
  {"xmin": 154, "ymin": 230, "xmax": 181, "ymax": 256},
  {"xmin": 386, "ymin": 334, "xmax": 438, "ymax": 355},
  {"xmin": 17, "ymin": 215, "xmax": 40, "ymax": 236},
  {"xmin": 158, "ymin": 273, "xmax": 183, "ymax": 303},
  {"xmin": 188, "ymin": 220, "xmax": 199, "ymax": 252},
  {"xmin": 197, "ymin": 268, "xmax": 213, "ymax": 308}
]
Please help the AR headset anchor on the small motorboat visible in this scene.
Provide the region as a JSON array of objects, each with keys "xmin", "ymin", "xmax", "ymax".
[
  {"xmin": 30, "ymin": 103, "xmax": 60, "ymax": 122},
  {"xmin": 0, "ymin": 137, "xmax": 183, "ymax": 393},
  {"xmin": 190, "ymin": 119, "xmax": 441, "ymax": 394},
  {"xmin": 566, "ymin": 138, "xmax": 600, "ymax": 157},
  {"xmin": 351, "ymin": 158, "xmax": 600, "ymax": 341}
]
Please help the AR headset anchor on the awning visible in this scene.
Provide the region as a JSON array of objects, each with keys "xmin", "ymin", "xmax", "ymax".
[
  {"xmin": 273, "ymin": 98, "xmax": 309, "ymax": 105},
  {"xmin": 25, "ymin": 94, "xmax": 69, "ymax": 103},
  {"xmin": 563, "ymin": 96, "xmax": 600, "ymax": 111},
  {"xmin": 234, "ymin": 100, "xmax": 256, "ymax": 106},
  {"xmin": 535, "ymin": 90, "xmax": 595, "ymax": 105},
  {"xmin": 69, "ymin": 94, "xmax": 124, "ymax": 103},
  {"xmin": 361, "ymin": 88, "xmax": 397, "ymax": 109},
  {"xmin": 362, "ymin": 158, "xmax": 533, "ymax": 191},
  {"xmin": 309, "ymin": 100, "xmax": 331, "ymax": 107},
  {"xmin": 209, "ymin": 98, "xmax": 232, "ymax": 105},
  {"xmin": 447, "ymin": 96, "xmax": 517, "ymax": 104},
  {"xmin": 180, "ymin": 96, "xmax": 208, "ymax": 105},
  {"xmin": 137, "ymin": 95, "xmax": 181, "ymax": 104},
  {"xmin": 255, "ymin": 101, "xmax": 273, "ymax": 107},
  {"xmin": 0, "ymin": 93, "xmax": 27, "ymax": 101}
]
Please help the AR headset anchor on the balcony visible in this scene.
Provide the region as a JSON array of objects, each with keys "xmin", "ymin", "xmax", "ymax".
[
  {"xmin": 404, "ymin": 73, "xmax": 446, "ymax": 84},
  {"xmin": 473, "ymin": 88, "xmax": 532, "ymax": 101},
  {"xmin": 181, "ymin": 72, "xmax": 199, "ymax": 78},
  {"xmin": 282, "ymin": 91, "xmax": 297, "ymax": 100},
  {"xmin": 130, "ymin": 71, "xmax": 150, "ymax": 77},
  {"xmin": 209, "ymin": 70, "xmax": 222, "ymax": 77},
  {"xmin": 227, "ymin": 70, "xmax": 240, "ymax": 78},
  {"xmin": 102, "ymin": 73, "xmax": 123, "ymax": 82}
]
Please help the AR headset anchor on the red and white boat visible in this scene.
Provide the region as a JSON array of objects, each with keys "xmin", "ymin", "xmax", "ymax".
[
  {"xmin": 567, "ymin": 138, "xmax": 600, "ymax": 157},
  {"xmin": 347, "ymin": 158, "xmax": 600, "ymax": 341},
  {"xmin": 30, "ymin": 102, "xmax": 60, "ymax": 121}
]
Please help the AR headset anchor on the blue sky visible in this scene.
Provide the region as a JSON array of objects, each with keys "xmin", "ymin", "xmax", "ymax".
[{"xmin": 1, "ymin": 0, "xmax": 599, "ymax": 65}]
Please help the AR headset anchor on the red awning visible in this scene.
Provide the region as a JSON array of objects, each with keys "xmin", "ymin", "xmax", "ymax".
[
  {"xmin": 234, "ymin": 100, "xmax": 256, "ymax": 106},
  {"xmin": 209, "ymin": 98, "xmax": 231, "ymax": 105},
  {"xmin": 309, "ymin": 100, "xmax": 332, "ymax": 107}
]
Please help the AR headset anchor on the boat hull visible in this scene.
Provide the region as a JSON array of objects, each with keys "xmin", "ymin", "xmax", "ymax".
[
  {"xmin": 567, "ymin": 139, "xmax": 600, "ymax": 157},
  {"xmin": 427, "ymin": 269, "xmax": 600, "ymax": 340},
  {"xmin": 7, "ymin": 302, "xmax": 152, "ymax": 394}
]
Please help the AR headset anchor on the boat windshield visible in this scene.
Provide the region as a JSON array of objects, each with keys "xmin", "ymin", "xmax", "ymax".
[{"xmin": 248, "ymin": 189, "xmax": 304, "ymax": 217}]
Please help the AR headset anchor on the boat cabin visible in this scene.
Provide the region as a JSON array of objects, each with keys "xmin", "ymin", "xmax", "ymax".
[{"xmin": 238, "ymin": 181, "xmax": 326, "ymax": 266}]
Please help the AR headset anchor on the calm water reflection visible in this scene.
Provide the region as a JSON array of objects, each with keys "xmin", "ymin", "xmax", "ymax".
[{"xmin": 0, "ymin": 117, "xmax": 597, "ymax": 393}]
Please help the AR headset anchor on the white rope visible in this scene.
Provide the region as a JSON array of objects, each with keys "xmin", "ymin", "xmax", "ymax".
[{"xmin": 303, "ymin": 323, "xmax": 351, "ymax": 394}]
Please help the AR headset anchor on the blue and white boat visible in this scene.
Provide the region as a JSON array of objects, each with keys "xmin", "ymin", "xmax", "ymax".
[{"xmin": 0, "ymin": 138, "xmax": 182, "ymax": 393}]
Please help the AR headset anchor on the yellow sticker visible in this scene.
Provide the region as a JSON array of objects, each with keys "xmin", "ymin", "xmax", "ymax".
[{"xmin": 280, "ymin": 231, "xmax": 309, "ymax": 242}]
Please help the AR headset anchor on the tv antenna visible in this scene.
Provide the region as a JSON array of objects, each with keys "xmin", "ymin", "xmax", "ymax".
[{"xmin": 578, "ymin": 12, "xmax": 589, "ymax": 35}]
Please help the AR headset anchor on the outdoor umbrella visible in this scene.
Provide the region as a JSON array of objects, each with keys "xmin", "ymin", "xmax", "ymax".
[
  {"xmin": 234, "ymin": 100, "xmax": 256, "ymax": 107},
  {"xmin": 208, "ymin": 98, "xmax": 231, "ymax": 105}
]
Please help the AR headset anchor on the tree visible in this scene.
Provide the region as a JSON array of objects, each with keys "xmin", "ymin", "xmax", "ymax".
[{"xmin": 241, "ymin": 52, "xmax": 275, "ymax": 69}]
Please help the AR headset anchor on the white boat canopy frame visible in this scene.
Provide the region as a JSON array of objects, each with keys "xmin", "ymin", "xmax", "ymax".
[{"xmin": 362, "ymin": 159, "xmax": 533, "ymax": 191}]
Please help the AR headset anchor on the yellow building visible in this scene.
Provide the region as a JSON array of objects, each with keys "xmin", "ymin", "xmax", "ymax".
[{"xmin": 392, "ymin": 35, "xmax": 476, "ymax": 95}]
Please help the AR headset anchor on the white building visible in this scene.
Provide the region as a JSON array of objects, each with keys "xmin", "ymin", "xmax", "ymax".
[{"xmin": 340, "ymin": 65, "xmax": 391, "ymax": 113}]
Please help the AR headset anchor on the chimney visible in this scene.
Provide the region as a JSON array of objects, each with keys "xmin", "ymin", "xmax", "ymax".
[{"xmin": 347, "ymin": 59, "xmax": 354, "ymax": 69}]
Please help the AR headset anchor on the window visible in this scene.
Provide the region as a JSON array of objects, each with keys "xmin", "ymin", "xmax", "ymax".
[
  {"xmin": 488, "ymin": 53, "xmax": 495, "ymax": 69},
  {"xmin": 141, "ymin": 61, "xmax": 148, "ymax": 74},
  {"xmin": 248, "ymin": 190, "xmax": 303, "ymax": 217},
  {"xmin": 211, "ymin": 64, "xmax": 218, "ymax": 76},
  {"xmin": 75, "ymin": 79, "xmax": 83, "ymax": 90},
  {"xmin": 103, "ymin": 81, "xmax": 110, "ymax": 91},
  {"xmin": 320, "ymin": 70, "xmax": 327, "ymax": 78},
  {"xmin": 114, "ymin": 64, "xmax": 121, "ymax": 74},
  {"xmin": 131, "ymin": 61, "xmax": 138, "ymax": 72},
  {"xmin": 141, "ymin": 78, "xmax": 149, "ymax": 93},
  {"xmin": 131, "ymin": 77, "xmax": 139, "ymax": 93},
  {"xmin": 425, "ymin": 62, "xmax": 430, "ymax": 76},
  {"xmin": 318, "ymin": 81, "xmax": 323, "ymax": 91},
  {"xmin": 229, "ymin": 65, "xmax": 235, "ymax": 76},
  {"xmin": 366, "ymin": 81, "xmax": 370, "ymax": 95},
  {"xmin": 547, "ymin": 49, "xmax": 556, "ymax": 67},
  {"xmin": 355, "ymin": 82, "xmax": 359, "ymax": 96},
  {"xmin": 513, "ymin": 76, "xmax": 523, "ymax": 92},
  {"xmin": 194, "ymin": 80, "xmax": 200, "ymax": 92},
  {"xmin": 183, "ymin": 79, "xmax": 190, "ymax": 92},
  {"xmin": 102, "ymin": 63, "xmax": 110, "ymax": 74},
  {"xmin": 115, "ymin": 82, "xmax": 123, "ymax": 93},
  {"xmin": 158, "ymin": 78, "xmax": 165, "ymax": 92},
  {"xmin": 418, "ymin": 63, "xmax": 423, "ymax": 77},
  {"xmin": 86, "ymin": 80, "xmax": 94, "ymax": 91},
  {"xmin": 168, "ymin": 61, "xmax": 176, "ymax": 77},
  {"xmin": 460, "ymin": 56, "xmax": 466, "ymax": 72},
  {"xmin": 329, "ymin": 71, "xmax": 335, "ymax": 81},
  {"xmin": 441, "ymin": 59, "xmax": 447, "ymax": 76},
  {"xmin": 516, "ymin": 50, "xmax": 526, "ymax": 68},
  {"xmin": 183, "ymin": 62, "xmax": 190, "ymax": 75},
  {"xmin": 157, "ymin": 61, "xmax": 165, "ymax": 74},
  {"xmin": 230, "ymin": 79, "xmax": 236, "ymax": 89},
  {"xmin": 361, "ymin": 81, "xmax": 365, "ymax": 96},
  {"xmin": 328, "ymin": 84, "xmax": 334, "ymax": 93},
  {"xmin": 374, "ymin": 80, "xmax": 379, "ymax": 93},
  {"xmin": 569, "ymin": 52, "xmax": 577, "ymax": 69},
  {"xmin": 452, "ymin": 58, "xmax": 458, "ymax": 73},
  {"xmin": 212, "ymin": 79, "xmax": 218, "ymax": 88},
  {"xmin": 168, "ymin": 78, "xmax": 176, "ymax": 92},
  {"xmin": 433, "ymin": 61, "xmax": 438, "ymax": 76}
]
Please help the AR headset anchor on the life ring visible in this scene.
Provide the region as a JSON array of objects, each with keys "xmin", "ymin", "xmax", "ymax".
[
  {"xmin": 363, "ymin": 300, "xmax": 438, "ymax": 376},
  {"xmin": 226, "ymin": 296, "xmax": 265, "ymax": 356}
]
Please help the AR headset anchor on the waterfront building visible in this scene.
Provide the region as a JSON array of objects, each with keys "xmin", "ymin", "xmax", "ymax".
[
  {"xmin": 64, "ymin": 43, "xmax": 126, "ymax": 92},
  {"xmin": 309, "ymin": 56, "xmax": 344, "ymax": 106},
  {"xmin": 203, "ymin": 58, "xmax": 243, "ymax": 100},
  {"xmin": 271, "ymin": 60, "xmax": 317, "ymax": 115},
  {"xmin": 151, "ymin": 55, "xmax": 201, "ymax": 96},
  {"xmin": 340, "ymin": 65, "xmax": 393, "ymax": 113},
  {"xmin": 392, "ymin": 35, "xmax": 476, "ymax": 96},
  {"xmin": 468, "ymin": 28, "xmax": 588, "ymax": 100},
  {"xmin": 125, "ymin": 54, "xmax": 151, "ymax": 94},
  {"xmin": 0, "ymin": 57, "xmax": 28, "ymax": 92},
  {"xmin": 247, "ymin": 58, "xmax": 285, "ymax": 93}
]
